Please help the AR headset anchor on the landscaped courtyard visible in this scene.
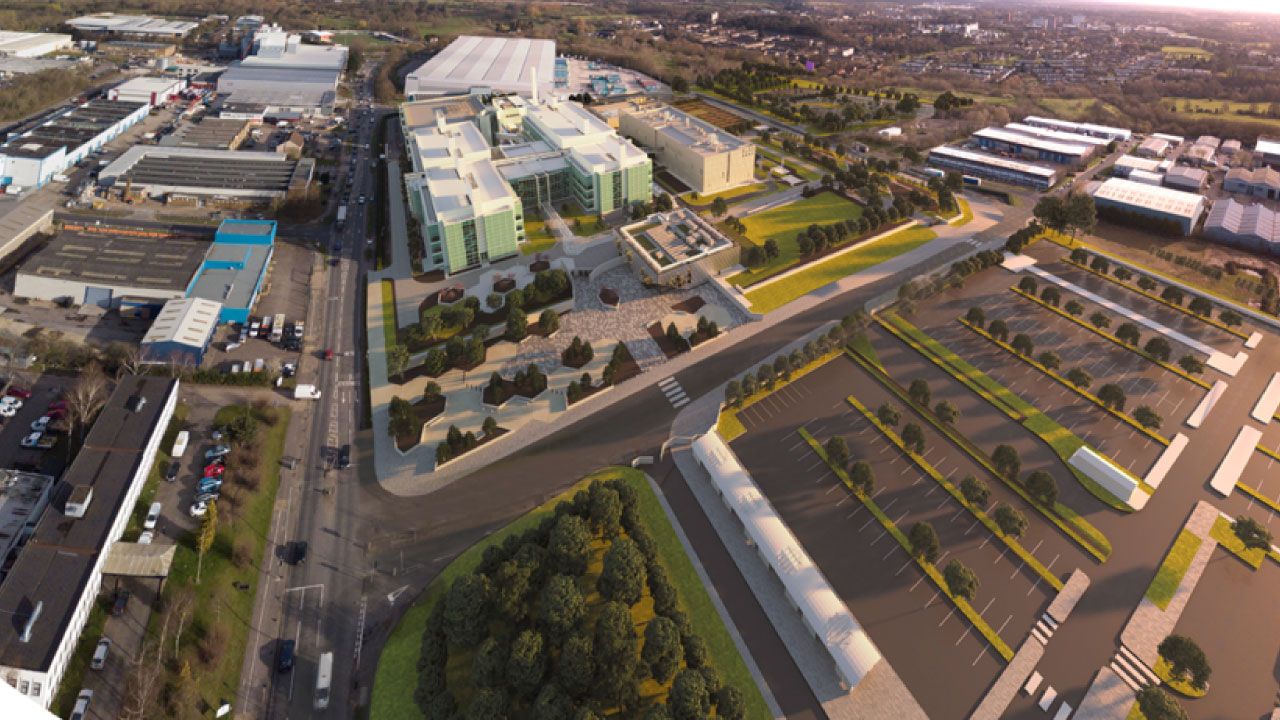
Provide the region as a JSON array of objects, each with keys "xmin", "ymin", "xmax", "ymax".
[{"xmin": 725, "ymin": 190, "xmax": 865, "ymax": 286}]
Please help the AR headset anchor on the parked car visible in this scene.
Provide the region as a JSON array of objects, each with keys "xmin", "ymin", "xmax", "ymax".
[
  {"xmin": 48, "ymin": 400, "xmax": 68, "ymax": 411},
  {"xmin": 70, "ymin": 690, "xmax": 93, "ymax": 720},
  {"xmin": 144, "ymin": 502, "xmax": 161, "ymax": 529},
  {"xmin": 91, "ymin": 638, "xmax": 111, "ymax": 670},
  {"xmin": 1, "ymin": 396, "xmax": 23, "ymax": 410},
  {"xmin": 189, "ymin": 500, "xmax": 208, "ymax": 518},
  {"xmin": 111, "ymin": 591, "xmax": 130, "ymax": 616},
  {"xmin": 205, "ymin": 445, "xmax": 231, "ymax": 460},
  {"xmin": 0, "ymin": 405, "xmax": 16, "ymax": 418},
  {"xmin": 277, "ymin": 639, "xmax": 296, "ymax": 672},
  {"xmin": 337, "ymin": 445, "xmax": 351, "ymax": 469},
  {"xmin": 30, "ymin": 416, "xmax": 52, "ymax": 432},
  {"xmin": 7, "ymin": 386, "xmax": 31, "ymax": 399},
  {"xmin": 46, "ymin": 408, "xmax": 65, "ymax": 420},
  {"xmin": 197, "ymin": 477, "xmax": 223, "ymax": 494},
  {"xmin": 20, "ymin": 431, "xmax": 42, "ymax": 448},
  {"xmin": 203, "ymin": 462, "xmax": 224, "ymax": 477},
  {"xmin": 229, "ymin": 362, "xmax": 242, "ymax": 374},
  {"xmin": 194, "ymin": 491, "xmax": 219, "ymax": 504},
  {"xmin": 165, "ymin": 462, "xmax": 180, "ymax": 482},
  {"xmin": 138, "ymin": 530, "xmax": 154, "ymax": 545}
]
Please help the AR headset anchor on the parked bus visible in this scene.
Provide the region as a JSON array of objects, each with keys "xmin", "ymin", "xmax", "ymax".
[{"xmin": 314, "ymin": 652, "xmax": 333, "ymax": 710}]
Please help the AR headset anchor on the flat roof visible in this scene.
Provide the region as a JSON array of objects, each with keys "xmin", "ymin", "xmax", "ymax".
[
  {"xmin": 1092, "ymin": 177, "xmax": 1205, "ymax": 219},
  {"xmin": 0, "ymin": 376, "xmax": 177, "ymax": 671},
  {"xmin": 66, "ymin": 13, "xmax": 199, "ymax": 37},
  {"xmin": 114, "ymin": 75, "xmax": 183, "ymax": 94},
  {"xmin": 188, "ymin": 243, "xmax": 271, "ymax": 310},
  {"xmin": 0, "ymin": 31, "xmax": 72, "ymax": 56},
  {"xmin": 423, "ymin": 159, "xmax": 518, "ymax": 222},
  {"xmin": 1256, "ymin": 137, "xmax": 1280, "ymax": 156},
  {"xmin": 624, "ymin": 208, "xmax": 732, "ymax": 266},
  {"xmin": 622, "ymin": 104, "xmax": 751, "ymax": 157},
  {"xmin": 412, "ymin": 121, "xmax": 490, "ymax": 171},
  {"xmin": 974, "ymin": 126, "xmax": 1092, "ymax": 156},
  {"xmin": 928, "ymin": 145, "xmax": 1058, "ymax": 178},
  {"xmin": 2, "ymin": 99, "xmax": 144, "ymax": 159},
  {"xmin": 401, "ymin": 95, "xmax": 484, "ymax": 130},
  {"xmin": 1004, "ymin": 122, "xmax": 1110, "ymax": 147},
  {"xmin": 101, "ymin": 145, "xmax": 303, "ymax": 194},
  {"xmin": 19, "ymin": 229, "xmax": 208, "ymax": 291},
  {"xmin": 163, "ymin": 118, "xmax": 249, "ymax": 150},
  {"xmin": 407, "ymin": 35, "xmax": 555, "ymax": 96}
]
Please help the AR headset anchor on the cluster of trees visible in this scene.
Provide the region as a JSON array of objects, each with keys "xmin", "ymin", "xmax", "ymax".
[
  {"xmin": 725, "ymin": 318, "xmax": 862, "ymax": 407},
  {"xmin": 1033, "ymin": 192, "xmax": 1098, "ymax": 240},
  {"xmin": 562, "ymin": 337, "xmax": 595, "ymax": 367},
  {"xmin": 435, "ymin": 417, "xmax": 500, "ymax": 465},
  {"xmin": 664, "ymin": 323, "xmax": 690, "ymax": 354},
  {"xmin": 506, "ymin": 305, "xmax": 563, "ymax": 342},
  {"xmin": 0, "ymin": 67, "xmax": 95, "ymax": 123},
  {"xmin": 1149, "ymin": 247, "xmax": 1224, "ymax": 282},
  {"xmin": 932, "ymin": 90, "xmax": 975, "ymax": 114},
  {"xmin": 487, "ymin": 364, "xmax": 548, "ymax": 405},
  {"xmin": 949, "ymin": 249, "xmax": 1005, "ymax": 281},
  {"xmin": 1003, "ymin": 222, "xmax": 1046, "ymax": 255},
  {"xmin": 414, "ymin": 478, "xmax": 747, "ymax": 719},
  {"xmin": 689, "ymin": 316, "xmax": 721, "ymax": 347},
  {"xmin": 628, "ymin": 192, "xmax": 675, "ymax": 219},
  {"xmin": 600, "ymin": 343, "xmax": 632, "ymax": 387},
  {"xmin": 1072, "ymin": 249, "xmax": 1245, "ymax": 329},
  {"xmin": 565, "ymin": 372, "xmax": 595, "ymax": 405}
]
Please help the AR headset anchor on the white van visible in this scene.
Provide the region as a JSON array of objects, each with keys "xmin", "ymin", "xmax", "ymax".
[
  {"xmin": 144, "ymin": 502, "xmax": 161, "ymax": 530},
  {"xmin": 171, "ymin": 430, "xmax": 189, "ymax": 458}
]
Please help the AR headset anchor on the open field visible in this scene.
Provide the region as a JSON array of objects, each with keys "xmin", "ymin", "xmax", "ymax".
[
  {"xmin": 1161, "ymin": 45, "xmax": 1213, "ymax": 58},
  {"xmin": 724, "ymin": 191, "xmax": 864, "ymax": 287},
  {"xmin": 743, "ymin": 225, "xmax": 937, "ymax": 313},
  {"xmin": 1161, "ymin": 97, "xmax": 1280, "ymax": 131},
  {"xmin": 1035, "ymin": 97, "xmax": 1124, "ymax": 121},
  {"xmin": 371, "ymin": 467, "xmax": 770, "ymax": 720}
]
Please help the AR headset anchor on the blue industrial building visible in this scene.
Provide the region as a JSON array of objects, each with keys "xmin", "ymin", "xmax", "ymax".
[{"xmin": 185, "ymin": 219, "xmax": 276, "ymax": 324}]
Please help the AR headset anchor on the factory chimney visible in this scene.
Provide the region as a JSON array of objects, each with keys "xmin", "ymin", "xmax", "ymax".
[{"xmin": 531, "ymin": 67, "xmax": 538, "ymax": 105}]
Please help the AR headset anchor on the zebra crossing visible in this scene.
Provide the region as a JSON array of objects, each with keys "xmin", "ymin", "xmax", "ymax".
[
  {"xmin": 1109, "ymin": 645, "xmax": 1160, "ymax": 691},
  {"xmin": 658, "ymin": 376, "xmax": 689, "ymax": 409},
  {"xmin": 1030, "ymin": 612, "xmax": 1058, "ymax": 645}
]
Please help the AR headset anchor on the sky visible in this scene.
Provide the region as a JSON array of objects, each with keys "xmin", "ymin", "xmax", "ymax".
[{"xmin": 1084, "ymin": 0, "xmax": 1280, "ymax": 15}]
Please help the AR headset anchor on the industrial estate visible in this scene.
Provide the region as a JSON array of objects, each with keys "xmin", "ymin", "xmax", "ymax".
[{"xmin": 0, "ymin": 3, "xmax": 1278, "ymax": 720}]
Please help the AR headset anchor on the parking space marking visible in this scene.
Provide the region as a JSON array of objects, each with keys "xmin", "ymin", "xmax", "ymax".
[
  {"xmin": 938, "ymin": 607, "xmax": 956, "ymax": 628},
  {"xmin": 869, "ymin": 530, "xmax": 887, "ymax": 546}
]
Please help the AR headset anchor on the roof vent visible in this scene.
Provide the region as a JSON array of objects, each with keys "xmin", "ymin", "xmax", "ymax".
[
  {"xmin": 127, "ymin": 395, "xmax": 147, "ymax": 412},
  {"xmin": 65, "ymin": 485, "xmax": 92, "ymax": 518},
  {"xmin": 19, "ymin": 602, "xmax": 42, "ymax": 643}
]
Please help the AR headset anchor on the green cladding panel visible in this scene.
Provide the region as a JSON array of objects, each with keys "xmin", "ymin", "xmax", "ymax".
[
  {"xmin": 442, "ymin": 222, "xmax": 470, "ymax": 274},
  {"xmin": 626, "ymin": 162, "xmax": 653, "ymax": 205},
  {"xmin": 483, "ymin": 209, "xmax": 519, "ymax": 260}
]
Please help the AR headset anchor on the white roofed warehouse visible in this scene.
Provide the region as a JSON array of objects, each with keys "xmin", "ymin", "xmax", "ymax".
[
  {"xmin": 1090, "ymin": 177, "xmax": 1207, "ymax": 236},
  {"xmin": 973, "ymin": 126, "xmax": 1094, "ymax": 165},
  {"xmin": 406, "ymin": 35, "xmax": 555, "ymax": 99},
  {"xmin": 1256, "ymin": 137, "xmax": 1280, "ymax": 169},
  {"xmin": 926, "ymin": 145, "xmax": 1060, "ymax": 191}
]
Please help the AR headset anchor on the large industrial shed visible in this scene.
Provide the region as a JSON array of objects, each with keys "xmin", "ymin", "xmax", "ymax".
[
  {"xmin": 140, "ymin": 297, "xmax": 222, "ymax": 364},
  {"xmin": 1091, "ymin": 177, "xmax": 1207, "ymax": 235},
  {"xmin": 927, "ymin": 145, "xmax": 1060, "ymax": 190},
  {"xmin": 98, "ymin": 146, "xmax": 313, "ymax": 199},
  {"xmin": 0, "ymin": 99, "xmax": 147, "ymax": 189},
  {"xmin": 1204, "ymin": 199, "xmax": 1280, "ymax": 256},
  {"xmin": 692, "ymin": 432, "xmax": 883, "ymax": 690},
  {"xmin": 185, "ymin": 220, "xmax": 275, "ymax": 324},
  {"xmin": 405, "ymin": 35, "xmax": 555, "ymax": 99},
  {"xmin": 973, "ymin": 126, "xmax": 1093, "ymax": 165}
]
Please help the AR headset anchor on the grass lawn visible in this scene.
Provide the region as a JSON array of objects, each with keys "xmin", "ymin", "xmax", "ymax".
[
  {"xmin": 1036, "ymin": 97, "xmax": 1123, "ymax": 121},
  {"xmin": 744, "ymin": 225, "xmax": 937, "ymax": 313},
  {"xmin": 1162, "ymin": 45, "xmax": 1213, "ymax": 58},
  {"xmin": 687, "ymin": 182, "xmax": 769, "ymax": 206},
  {"xmin": 371, "ymin": 467, "xmax": 771, "ymax": 720},
  {"xmin": 1161, "ymin": 97, "xmax": 1280, "ymax": 131},
  {"xmin": 1209, "ymin": 515, "xmax": 1267, "ymax": 569},
  {"xmin": 952, "ymin": 197, "xmax": 974, "ymax": 226},
  {"xmin": 381, "ymin": 279, "xmax": 397, "ymax": 346},
  {"xmin": 1153, "ymin": 656, "xmax": 1208, "ymax": 698},
  {"xmin": 1145, "ymin": 530, "xmax": 1202, "ymax": 610},
  {"xmin": 726, "ymin": 191, "xmax": 865, "ymax": 288},
  {"xmin": 150, "ymin": 405, "xmax": 291, "ymax": 715},
  {"xmin": 520, "ymin": 215, "xmax": 558, "ymax": 256},
  {"xmin": 752, "ymin": 141, "xmax": 821, "ymax": 180},
  {"xmin": 557, "ymin": 200, "xmax": 606, "ymax": 237},
  {"xmin": 50, "ymin": 598, "xmax": 111, "ymax": 717},
  {"xmin": 1127, "ymin": 701, "xmax": 1146, "ymax": 719}
]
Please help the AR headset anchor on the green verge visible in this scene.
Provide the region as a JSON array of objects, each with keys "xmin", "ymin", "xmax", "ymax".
[
  {"xmin": 50, "ymin": 598, "xmax": 111, "ymax": 717},
  {"xmin": 743, "ymin": 225, "xmax": 937, "ymax": 314},
  {"xmin": 848, "ymin": 333, "xmax": 881, "ymax": 369},
  {"xmin": 716, "ymin": 349, "xmax": 843, "ymax": 442},
  {"xmin": 799, "ymin": 429, "xmax": 1015, "ymax": 661},
  {"xmin": 1060, "ymin": 254, "xmax": 1250, "ymax": 340},
  {"xmin": 371, "ymin": 467, "xmax": 771, "ymax": 720},
  {"xmin": 380, "ymin": 279, "xmax": 397, "ymax": 347},
  {"xmin": 844, "ymin": 394, "xmax": 1066, "ymax": 589},
  {"xmin": 961, "ymin": 318, "xmax": 1170, "ymax": 451},
  {"xmin": 1145, "ymin": 530, "xmax": 1202, "ymax": 610},
  {"xmin": 880, "ymin": 312, "xmax": 1133, "ymax": 514},
  {"xmin": 843, "ymin": 350, "xmax": 1110, "ymax": 561},
  {"xmin": 1010, "ymin": 287, "xmax": 1210, "ymax": 390},
  {"xmin": 1208, "ymin": 514, "xmax": 1266, "ymax": 570},
  {"xmin": 1153, "ymin": 656, "xmax": 1208, "ymax": 698},
  {"xmin": 1127, "ymin": 700, "xmax": 1147, "ymax": 720}
]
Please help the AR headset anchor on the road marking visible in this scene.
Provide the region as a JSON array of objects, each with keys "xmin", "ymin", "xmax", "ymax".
[
  {"xmin": 869, "ymin": 530, "xmax": 887, "ymax": 546},
  {"xmin": 956, "ymin": 625, "xmax": 974, "ymax": 646},
  {"xmin": 993, "ymin": 547, "xmax": 1009, "ymax": 565},
  {"xmin": 996, "ymin": 614, "xmax": 1012, "ymax": 635},
  {"xmin": 938, "ymin": 607, "xmax": 956, "ymax": 627}
]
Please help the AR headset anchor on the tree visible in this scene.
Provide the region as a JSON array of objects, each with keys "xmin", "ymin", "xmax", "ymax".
[
  {"xmin": 424, "ymin": 348, "xmax": 446, "ymax": 376},
  {"xmin": 670, "ymin": 668, "xmax": 711, "ymax": 720},
  {"xmin": 763, "ymin": 238, "xmax": 780, "ymax": 260},
  {"xmin": 1090, "ymin": 255, "xmax": 1110, "ymax": 274},
  {"xmin": 988, "ymin": 319, "xmax": 1009, "ymax": 342},
  {"xmin": 1064, "ymin": 300, "xmax": 1085, "ymax": 317},
  {"xmin": 1162, "ymin": 286, "xmax": 1184, "ymax": 306},
  {"xmin": 647, "ymin": 563, "xmax": 679, "ymax": 616},
  {"xmin": 992, "ymin": 444, "xmax": 1021, "ymax": 481},
  {"xmin": 1018, "ymin": 276, "xmax": 1038, "ymax": 295},
  {"xmin": 993, "ymin": 504, "xmax": 1027, "ymax": 537},
  {"xmin": 506, "ymin": 307, "xmax": 528, "ymax": 341},
  {"xmin": 1089, "ymin": 311, "xmax": 1111, "ymax": 330},
  {"xmin": 1065, "ymin": 191, "xmax": 1097, "ymax": 238},
  {"xmin": 1011, "ymin": 333, "xmax": 1035, "ymax": 356},
  {"xmin": 555, "ymin": 634, "xmax": 594, "ymax": 699},
  {"xmin": 1115, "ymin": 322, "xmax": 1141, "ymax": 346},
  {"xmin": 1136, "ymin": 685, "xmax": 1188, "ymax": 720},
  {"xmin": 589, "ymin": 486, "xmax": 623, "ymax": 540},
  {"xmin": 1188, "ymin": 296, "xmax": 1213, "ymax": 316},
  {"xmin": 642, "ymin": 616, "xmax": 682, "ymax": 684},
  {"xmin": 1145, "ymin": 337, "xmax": 1172, "ymax": 362},
  {"xmin": 1178, "ymin": 355, "xmax": 1204, "ymax": 375},
  {"xmin": 1157, "ymin": 634, "xmax": 1211, "ymax": 691},
  {"xmin": 966, "ymin": 306, "xmax": 985, "ymax": 328},
  {"xmin": 1098, "ymin": 383, "xmax": 1127, "ymax": 411},
  {"xmin": 934, "ymin": 400, "xmax": 959, "ymax": 425},
  {"xmin": 443, "ymin": 574, "xmax": 491, "ymax": 649},
  {"xmin": 682, "ymin": 633, "xmax": 709, "ymax": 669},
  {"xmin": 848, "ymin": 460, "xmax": 874, "ymax": 495},
  {"xmin": 908, "ymin": 378, "xmax": 931, "ymax": 407},
  {"xmin": 901, "ymin": 422, "xmax": 926, "ymax": 454},
  {"xmin": 507, "ymin": 629, "xmax": 547, "ymax": 700},
  {"xmin": 1134, "ymin": 405, "xmax": 1162, "ymax": 430},
  {"xmin": 1041, "ymin": 286, "xmax": 1061, "ymax": 306},
  {"xmin": 716, "ymin": 686, "xmax": 747, "ymax": 720},
  {"xmin": 67, "ymin": 362, "xmax": 109, "ymax": 451},
  {"xmin": 1070, "ymin": 248, "xmax": 1089, "ymax": 264},
  {"xmin": 549, "ymin": 515, "xmax": 592, "ymax": 575},
  {"xmin": 710, "ymin": 196, "xmax": 729, "ymax": 218},
  {"xmin": 468, "ymin": 688, "xmax": 508, "ymax": 720},
  {"xmin": 598, "ymin": 537, "xmax": 647, "ymax": 606},
  {"xmin": 943, "ymin": 560, "xmax": 979, "ymax": 601},
  {"xmin": 908, "ymin": 521, "xmax": 940, "ymax": 563},
  {"xmin": 1038, "ymin": 351, "xmax": 1061, "ymax": 371},
  {"xmin": 1067, "ymin": 366, "xmax": 1093, "ymax": 389},
  {"xmin": 593, "ymin": 602, "xmax": 639, "ymax": 705},
  {"xmin": 1220, "ymin": 309, "xmax": 1243, "ymax": 328},
  {"xmin": 540, "ymin": 308, "xmax": 560, "ymax": 335},
  {"xmin": 725, "ymin": 380, "xmax": 742, "ymax": 407},
  {"xmin": 1033, "ymin": 195, "xmax": 1068, "ymax": 233},
  {"xmin": 877, "ymin": 401, "xmax": 901, "ymax": 427},
  {"xmin": 1138, "ymin": 276, "xmax": 1158, "ymax": 292},
  {"xmin": 538, "ymin": 575, "xmax": 585, "ymax": 643},
  {"xmin": 387, "ymin": 345, "xmax": 410, "ymax": 379},
  {"xmin": 1114, "ymin": 266, "xmax": 1133, "ymax": 282},
  {"xmin": 196, "ymin": 499, "xmax": 217, "ymax": 583},
  {"xmin": 1025, "ymin": 470, "xmax": 1058, "ymax": 506},
  {"xmin": 960, "ymin": 474, "xmax": 990, "ymax": 506},
  {"xmin": 825, "ymin": 436, "xmax": 850, "ymax": 469},
  {"xmin": 1231, "ymin": 515, "xmax": 1272, "ymax": 550},
  {"xmin": 671, "ymin": 75, "xmax": 689, "ymax": 93}
]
